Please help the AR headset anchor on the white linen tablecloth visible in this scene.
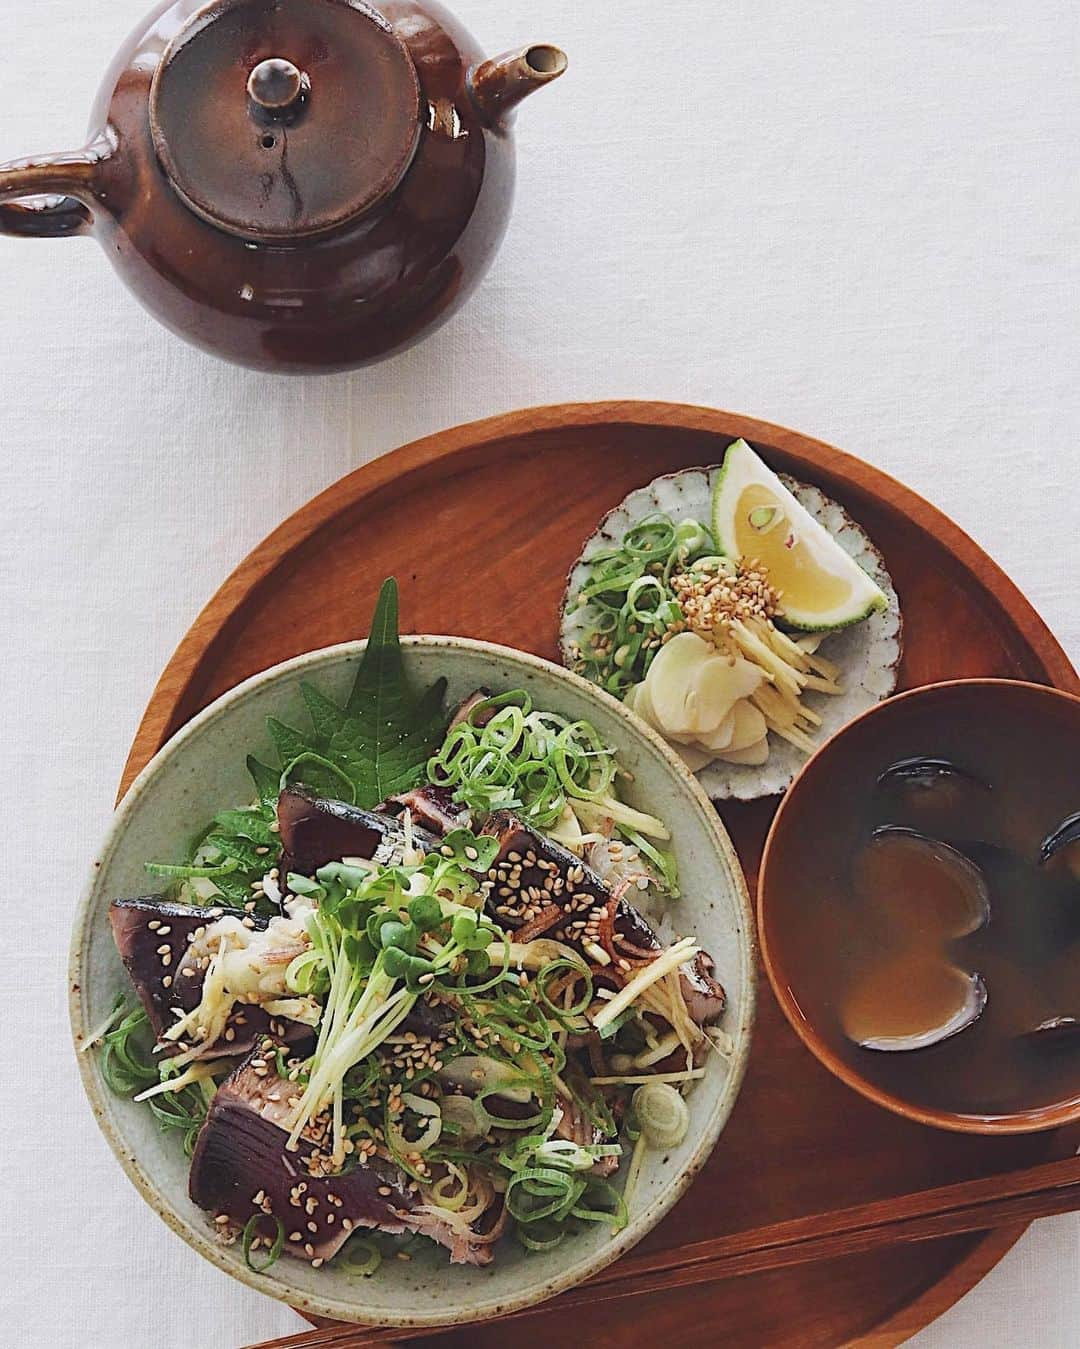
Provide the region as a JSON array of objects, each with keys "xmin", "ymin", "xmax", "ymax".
[{"xmin": 1, "ymin": 1, "xmax": 1077, "ymax": 1344}]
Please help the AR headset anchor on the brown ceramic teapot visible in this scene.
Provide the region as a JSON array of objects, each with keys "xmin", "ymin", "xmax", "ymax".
[{"xmin": 0, "ymin": 0, "xmax": 565, "ymax": 372}]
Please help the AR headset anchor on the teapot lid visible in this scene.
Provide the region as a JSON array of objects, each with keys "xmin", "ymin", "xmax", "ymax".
[{"xmin": 149, "ymin": 0, "xmax": 421, "ymax": 241}]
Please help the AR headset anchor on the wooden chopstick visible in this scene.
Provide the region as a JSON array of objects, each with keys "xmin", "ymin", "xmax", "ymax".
[{"xmin": 246, "ymin": 1153, "xmax": 1080, "ymax": 1349}]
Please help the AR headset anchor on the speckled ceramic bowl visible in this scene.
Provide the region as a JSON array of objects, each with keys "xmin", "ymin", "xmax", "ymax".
[{"xmin": 70, "ymin": 638, "xmax": 755, "ymax": 1329}]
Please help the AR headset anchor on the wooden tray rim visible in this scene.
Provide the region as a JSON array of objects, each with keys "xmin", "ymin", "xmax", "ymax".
[{"xmin": 118, "ymin": 400, "xmax": 1080, "ymax": 1347}]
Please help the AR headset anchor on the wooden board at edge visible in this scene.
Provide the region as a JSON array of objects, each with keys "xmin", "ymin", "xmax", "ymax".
[{"xmin": 118, "ymin": 403, "xmax": 1080, "ymax": 1349}]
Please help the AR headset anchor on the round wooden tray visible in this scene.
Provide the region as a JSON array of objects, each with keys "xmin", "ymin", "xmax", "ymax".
[{"xmin": 121, "ymin": 403, "xmax": 1079, "ymax": 1348}]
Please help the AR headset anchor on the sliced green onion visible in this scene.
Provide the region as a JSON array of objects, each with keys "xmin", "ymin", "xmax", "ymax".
[
  {"xmin": 430, "ymin": 1164, "xmax": 471, "ymax": 1212},
  {"xmin": 285, "ymin": 948, "xmax": 325, "ymax": 995},
  {"xmin": 536, "ymin": 959, "xmax": 593, "ymax": 1021},
  {"xmin": 243, "ymin": 1215, "xmax": 285, "ymax": 1273},
  {"xmin": 427, "ymin": 701, "xmax": 624, "ymax": 835},
  {"xmin": 398, "ymin": 1093, "xmax": 442, "ymax": 1152},
  {"xmin": 568, "ymin": 509, "xmax": 714, "ymax": 717},
  {"xmin": 476, "ymin": 1082, "xmax": 548, "ymax": 1133},
  {"xmin": 619, "ymin": 828, "xmax": 681, "ymax": 897},
  {"xmin": 98, "ymin": 1006, "xmax": 158, "ymax": 1095},
  {"xmin": 674, "ymin": 518, "xmax": 710, "ymax": 554},
  {"xmin": 632, "ymin": 1080, "xmax": 690, "ymax": 1149},
  {"xmin": 506, "ymin": 1166, "xmax": 586, "ymax": 1224},
  {"xmin": 145, "ymin": 859, "xmax": 240, "ymax": 880},
  {"xmin": 623, "ymin": 515, "xmax": 677, "ymax": 559},
  {"xmin": 570, "ymin": 1178, "xmax": 628, "ymax": 1233},
  {"xmin": 516, "ymin": 1221, "xmax": 567, "ymax": 1251},
  {"xmin": 339, "ymin": 1237, "xmax": 382, "ymax": 1277},
  {"xmin": 597, "ymin": 1005, "xmax": 637, "ymax": 1040},
  {"xmin": 534, "ymin": 1139, "xmax": 622, "ymax": 1172}
]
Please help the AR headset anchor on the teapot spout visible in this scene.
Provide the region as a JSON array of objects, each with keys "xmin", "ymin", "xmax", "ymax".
[{"xmin": 471, "ymin": 45, "xmax": 567, "ymax": 124}]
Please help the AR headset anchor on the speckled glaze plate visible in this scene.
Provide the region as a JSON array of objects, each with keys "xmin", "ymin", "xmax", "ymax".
[
  {"xmin": 560, "ymin": 465, "xmax": 903, "ymax": 800},
  {"xmin": 70, "ymin": 637, "xmax": 755, "ymax": 1329}
]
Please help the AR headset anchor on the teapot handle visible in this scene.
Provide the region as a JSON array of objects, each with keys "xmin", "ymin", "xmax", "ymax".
[{"xmin": 0, "ymin": 144, "xmax": 108, "ymax": 238}]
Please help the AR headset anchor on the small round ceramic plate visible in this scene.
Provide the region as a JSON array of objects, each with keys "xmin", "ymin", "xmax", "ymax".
[
  {"xmin": 560, "ymin": 465, "xmax": 903, "ymax": 800},
  {"xmin": 70, "ymin": 637, "xmax": 755, "ymax": 1328}
]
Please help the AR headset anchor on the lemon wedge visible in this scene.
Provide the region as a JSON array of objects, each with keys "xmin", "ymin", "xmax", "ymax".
[{"xmin": 712, "ymin": 440, "xmax": 888, "ymax": 631}]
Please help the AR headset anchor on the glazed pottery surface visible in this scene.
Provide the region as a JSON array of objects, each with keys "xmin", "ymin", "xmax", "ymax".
[
  {"xmin": 71, "ymin": 636, "xmax": 755, "ymax": 1326},
  {"xmin": 0, "ymin": 0, "xmax": 566, "ymax": 371}
]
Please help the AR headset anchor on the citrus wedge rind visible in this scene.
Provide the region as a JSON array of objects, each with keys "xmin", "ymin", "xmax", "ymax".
[{"xmin": 711, "ymin": 439, "xmax": 889, "ymax": 632}]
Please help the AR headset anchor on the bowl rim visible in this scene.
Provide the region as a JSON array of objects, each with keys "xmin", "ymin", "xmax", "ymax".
[
  {"xmin": 758, "ymin": 676, "xmax": 1080, "ymax": 1136},
  {"xmin": 70, "ymin": 634, "xmax": 756, "ymax": 1327}
]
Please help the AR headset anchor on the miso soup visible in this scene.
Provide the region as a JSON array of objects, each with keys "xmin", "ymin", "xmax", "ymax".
[{"xmin": 763, "ymin": 682, "xmax": 1080, "ymax": 1122}]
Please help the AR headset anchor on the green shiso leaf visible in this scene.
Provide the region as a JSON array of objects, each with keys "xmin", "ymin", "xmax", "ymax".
[
  {"xmin": 246, "ymin": 756, "xmax": 280, "ymax": 810},
  {"xmin": 266, "ymin": 716, "xmax": 314, "ymax": 768},
  {"xmin": 209, "ymin": 809, "xmax": 278, "ymax": 849},
  {"xmin": 266, "ymin": 579, "xmax": 449, "ymax": 809},
  {"xmin": 301, "ymin": 681, "xmax": 347, "ymax": 745},
  {"xmin": 146, "ymin": 579, "xmax": 448, "ymax": 904},
  {"xmin": 314, "ymin": 578, "xmax": 449, "ymax": 809},
  {"xmin": 248, "ymin": 578, "xmax": 450, "ymax": 821}
]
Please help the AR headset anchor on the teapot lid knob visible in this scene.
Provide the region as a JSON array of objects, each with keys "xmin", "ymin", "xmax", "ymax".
[
  {"xmin": 149, "ymin": 0, "xmax": 421, "ymax": 242},
  {"xmin": 247, "ymin": 58, "xmax": 308, "ymax": 115}
]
